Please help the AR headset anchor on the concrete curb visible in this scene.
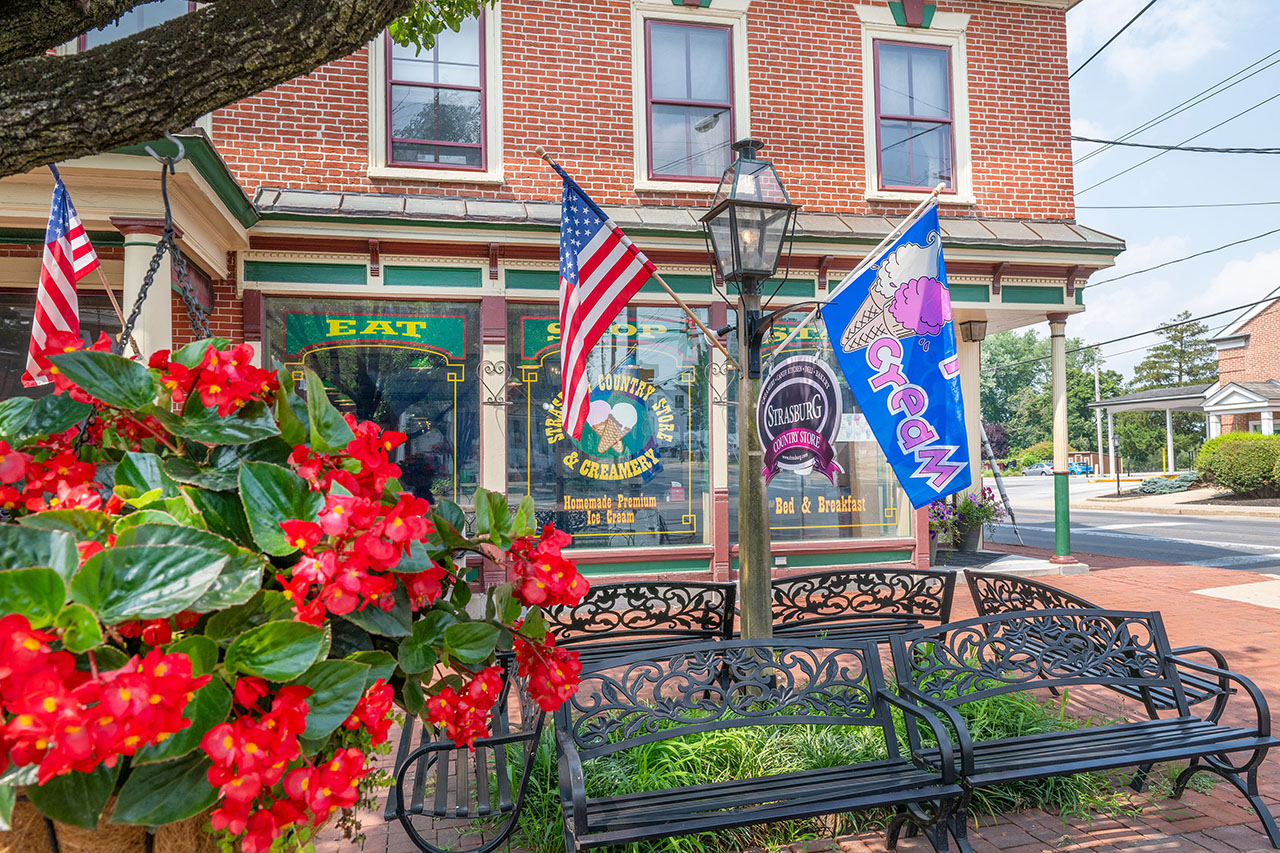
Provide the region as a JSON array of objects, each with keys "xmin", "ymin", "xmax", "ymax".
[{"xmin": 1070, "ymin": 500, "xmax": 1280, "ymax": 520}]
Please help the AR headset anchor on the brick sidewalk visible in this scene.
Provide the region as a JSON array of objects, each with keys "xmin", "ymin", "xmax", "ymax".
[{"xmin": 329, "ymin": 564, "xmax": 1280, "ymax": 853}]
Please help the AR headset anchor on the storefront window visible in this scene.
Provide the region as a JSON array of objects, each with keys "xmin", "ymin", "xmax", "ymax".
[
  {"xmin": 728, "ymin": 309, "xmax": 908, "ymax": 542},
  {"xmin": 507, "ymin": 304, "xmax": 710, "ymax": 547},
  {"xmin": 264, "ymin": 297, "xmax": 481, "ymax": 505},
  {"xmin": 0, "ymin": 291, "xmax": 122, "ymax": 400}
]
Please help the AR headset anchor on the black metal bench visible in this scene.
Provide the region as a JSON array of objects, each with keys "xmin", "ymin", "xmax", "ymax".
[
  {"xmin": 768, "ymin": 567, "xmax": 956, "ymax": 643},
  {"xmin": 555, "ymin": 637, "xmax": 966, "ymax": 852},
  {"xmin": 543, "ymin": 580, "xmax": 736, "ymax": 664},
  {"xmin": 890, "ymin": 608, "xmax": 1280, "ymax": 852},
  {"xmin": 966, "ymin": 571, "xmax": 1232, "ymax": 716},
  {"xmin": 386, "ymin": 657, "xmax": 544, "ymax": 853}
]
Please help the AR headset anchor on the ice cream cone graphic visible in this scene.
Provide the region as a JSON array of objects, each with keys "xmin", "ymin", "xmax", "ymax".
[
  {"xmin": 594, "ymin": 416, "xmax": 628, "ymax": 453},
  {"xmin": 586, "ymin": 400, "xmax": 639, "ymax": 454},
  {"xmin": 839, "ymin": 231, "xmax": 950, "ymax": 353},
  {"xmin": 840, "ymin": 292, "xmax": 912, "ymax": 351}
]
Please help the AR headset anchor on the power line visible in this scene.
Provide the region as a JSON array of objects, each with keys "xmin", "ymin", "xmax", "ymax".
[
  {"xmin": 1071, "ymin": 136, "xmax": 1280, "ymax": 154},
  {"xmin": 1078, "ymin": 200, "xmax": 1280, "ymax": 210},
  {"xmin": 983, "ymin": 294, "xmax": 1277, "ymax": 374},
  {"xmin": 1077, "ymin": 91, "xmax": 1280, "ymax": 195},
  {"xmin": 1074, "ymin": 47, "xmax": 1280, "ymax": 166},
  {"xmin": 1070, "ymin": 0, "xmax": 1162, "ymax": 79},
  {"xmin": 1084, "ymin": 226, "xmax": 1280, "ymax": 289}
]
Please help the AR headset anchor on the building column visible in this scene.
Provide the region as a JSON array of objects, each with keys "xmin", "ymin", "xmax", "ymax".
[
  {"xmin": 1208, "ymin": 413, "xmax": 1221, "ymax": 439},
  {"xmin": 1107, "ymin": 409, "xmax": 1115, "ymax": 476},
  {"xmin": 478, "ymin": 296, "xmax": 509, "ymax": 588},
  {"xmin": 708, "ymin": 305, "xmax": 731, "ymax": 581},
  {"xmin": 1263, "ymin": 411, "xmax": 1274, "ymax": 436},
  {"xmin": 1048, "ymin": 313, "xmax": 1074, "ymax": 564},
  {"xmin": 111, "ymin": 218, "xmax": 175, "ymax": 358},
  {"xmin": 1165, "ymin": 408, "xmax": 1176, "ymax": 472}
]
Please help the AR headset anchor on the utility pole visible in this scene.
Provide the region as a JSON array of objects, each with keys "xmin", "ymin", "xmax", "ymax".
[{"xmin": 1094, "ymin": 352, "xmax": 1103, "ymax": 474}]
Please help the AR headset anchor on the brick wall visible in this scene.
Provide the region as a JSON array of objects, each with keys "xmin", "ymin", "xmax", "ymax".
[
  {"xmin": 172, "ymin": 251, "xmax": 243, "ymax": 350},
  {"xmin": 1217, "ymin": 300, "xmax": 1280, "ymax": 386},
  {"xmin": 211, "ymin": 0, "xmax": 1074, "ymax": 219}
]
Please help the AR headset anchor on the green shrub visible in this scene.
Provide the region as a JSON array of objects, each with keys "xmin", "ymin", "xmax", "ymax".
[
  {"xmin": 1137, "ymin": 471, "xmax": 1200, "ymax": 494},
  {"xmin": 1017, "ymin": 441, "xmax": 1054, "ymax": 469},
  {"xmin": 1198, "ymin": 433, "xmax": 1280, "ymax": 496}
]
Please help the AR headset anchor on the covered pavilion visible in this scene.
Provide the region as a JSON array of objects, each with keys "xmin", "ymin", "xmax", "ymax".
[{"xmin": 1088, "ymin": 384, "xmax": 1213, "ymax": 473}]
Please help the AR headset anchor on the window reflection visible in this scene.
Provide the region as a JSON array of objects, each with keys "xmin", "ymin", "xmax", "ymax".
[
  {"xmin": 0, "ymin": 292, "xmax": 122, "ymax": 400},
  {"xmin": 84, "ymin": 0, "xmax": 190, "ymax": 49},
  {"xmin": 387, "ymin": 19, "xmax": 485, "ymax": 168}
]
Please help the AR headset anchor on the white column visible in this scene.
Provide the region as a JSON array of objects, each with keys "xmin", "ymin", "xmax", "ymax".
[
  {"xmin": 1166, "ymin": 408, "xmax": 1176, "ymax": 472},
  {"xmin": 1107, "ymin": 410, "xmax": 1115, "ymax": 476},
  {"xmin": 1094, "ymin": 360, "xmax": 1103, "ymax": 473},
  {"xmin": 1049, "ymin": 315, "xmax": 1068, "ymax": 472},
  {"xmin": 957, "ymin": 337, "xmax": 982, "ymax": 490},
  {"xmin": 1209, "ymin": 413, "xmax": 1222, "ymax": 439},
  {"xmin": 116, "ymin": 226, "xmax": 172, "ymax": 358},
  {"xmin": 1262, "ymin": 411, "xmax": 1274, "ymax": 436}
]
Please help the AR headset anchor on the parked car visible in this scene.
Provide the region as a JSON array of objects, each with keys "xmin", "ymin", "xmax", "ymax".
[
  {"xmin": 1068, "ymin": 461, "xmax": 1094, "ymax": 475},
  {"xmin": 1021, "ymin": 461, "xmax": 1053, "ymax": 476}
]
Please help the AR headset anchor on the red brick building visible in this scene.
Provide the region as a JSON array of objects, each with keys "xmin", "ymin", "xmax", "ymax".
[
  {"xmin": 1205, "ymin": 288, "xmax": 1280, "ymax": 437},
  {"xmin": 0, "ymin": 0, "xmax": 1122, "ymax": 577}
]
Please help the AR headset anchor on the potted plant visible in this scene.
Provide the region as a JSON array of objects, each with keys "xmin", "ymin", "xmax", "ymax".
[
  {"xmin": 925, "ymin": 501, "xmax": 959, "ymax": 565},
  {"xmin": 0, "ymin": 334, "xmax": 586, "ymax": 853},
  {"xmin": 951, "ymin": 486, "xmax": 1007, "ymax": 552}
]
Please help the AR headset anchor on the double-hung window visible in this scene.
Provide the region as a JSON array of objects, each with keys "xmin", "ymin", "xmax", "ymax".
[
  {"xmin": 874, "ymin": 41, "xmax": 954, "ymax": 191},
  {"xmin": 386, "ymin": 17, "xmax": 485, "ymax": 169},
  {"xmin": 645, "ymin": 21, "xmax": 733, "ymax": 181}
]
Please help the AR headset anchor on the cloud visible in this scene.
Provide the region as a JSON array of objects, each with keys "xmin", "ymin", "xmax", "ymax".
[
  {"xmin": 1070, "ymin": 117, "xmax": 1110, "ymax": 161},
  {"xmin": 1068, "ymin": 0, "xmax": 1250, "ymax": 90}
]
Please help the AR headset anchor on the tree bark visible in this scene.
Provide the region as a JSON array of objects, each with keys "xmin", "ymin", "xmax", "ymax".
[
  {"xmin": 0, "ymin": 0, "xmax": 414, "ymax": 179},
  {"xmin": 0, "ymin": 0, "xmax": 163, "ymax": 64}
]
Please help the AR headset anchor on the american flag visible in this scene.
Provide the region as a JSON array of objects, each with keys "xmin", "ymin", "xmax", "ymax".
[
  {"xmin": 22, "ymin": 168, "xmax": 100, "ymax": 387},
  {"xmin": 555, "ymin": 167, "xmax": 655, "ymax": 441}
]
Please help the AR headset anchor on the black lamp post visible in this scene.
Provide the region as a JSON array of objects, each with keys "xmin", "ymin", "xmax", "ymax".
[{"xmin": 700, "ymin": 138, "xmax": 798, "ymax": 639}]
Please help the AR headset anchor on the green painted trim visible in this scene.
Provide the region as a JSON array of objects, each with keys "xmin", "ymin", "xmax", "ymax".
[
  {"xmin": 950, "ymin": 283, "xmax": 989, "ymax": 303},
  {"xmin": 1002, "ymin": 285, "xmax": 1065, "ymax": 305},
  {"xmin": 506, "ymin": 269, "xmax": 558, "ymax": 290},
  {"xmin": 1075, "ymin": 289, "xmax": 1084, "ymax": 306},
  {"xmin": 647, "ymin": 273, "xmax": 711, "ymax": 295},
  {"xmin": 731, "ymin": 548, "xmax": 913, "ymax": 572},
  {"xmin": 1054, "ymin": 473, "xmax": 1070, "ymax": 556},
  {"xmin": 762, "ymin": 278, "xmax": 815, "ymax": 299},
  {"xmin": 672, "ymin": 0, "xmax": 710, "ymax": 5},
  {"xmin": 384, "ymin": 265, "xmax": 482, "ymax": 288},
  {"xmin": 243, "ymin": 260, "xmax": 366, "ymax": 285},
  {"xmin": 570, "ymin": 556, "xmax": 710, "ymax": 576},
  {"xmin": 112, "ymin": 135, "xmax": 257, "ymax": 229},
  {"xmin": 0, "ymin": 228, "xmax": 124, "ymax": 248}
]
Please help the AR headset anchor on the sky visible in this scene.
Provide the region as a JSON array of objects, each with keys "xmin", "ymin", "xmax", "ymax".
[{"xmin": 1064, "ymin": 0, "xmax": 1280, "ymax": 378}]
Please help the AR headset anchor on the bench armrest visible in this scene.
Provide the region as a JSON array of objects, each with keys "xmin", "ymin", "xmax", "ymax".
[
  {"xmin": 1169, "ymin": 655, "xmax": 1271, "ymax": 737},
  {"xmin": 893, "ymin": 684, "xmax": 974, "ymax": 777},
  {"xmin": 881, "ymin": 691, "xmax": 957, "ymax": 785},
  {"xmin": 555, "ymin": 725, "xmax": 587, "ymax": 836}
]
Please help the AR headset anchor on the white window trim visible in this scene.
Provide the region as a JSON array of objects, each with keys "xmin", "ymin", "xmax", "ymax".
[
  {"xmin": 367, "ymin": 7, "xmax": 505, "ymax": 184},
  {"xmin": 853, "ymin": 5, "xmax": 975, "ymax": 205},
  {"xmin": 630, "ymin": 0, "xmax": 751, "ymax": 193}
]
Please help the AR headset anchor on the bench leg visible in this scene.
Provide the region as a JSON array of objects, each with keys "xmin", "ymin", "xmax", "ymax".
[
  {"xmin": 1175, "ymin": 760, "xmax": 1280, "ymax": 849},
  {"xmin": 1129, "ymin": 763, "xmax": 1153, "ymax": 792},
  {"xmin": 1171, "ymin": 758, "xmax": 1201, "ymax": 799},
  {"xmin": 887, "ymin": 801, "xmax": 957, "ymax": 853},
  {"xmin": 886, "ymin": 806, "xmax": 910, "ymax": 850},
  {"xmin": 947, "ymin": 797, "xmax": 974, "ymax": 853}
]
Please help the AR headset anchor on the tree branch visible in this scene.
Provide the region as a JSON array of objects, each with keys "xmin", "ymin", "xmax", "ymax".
[
  {"xmin": 0, "ymin": 0, "xmax": 160, "ymax": 64},
  {"xmin": 0, "ymin": 0, "xmax": 415, "ymax": 179}
]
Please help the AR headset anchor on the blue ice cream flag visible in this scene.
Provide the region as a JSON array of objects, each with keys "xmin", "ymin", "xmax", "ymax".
[{"xmin": 820, "ymin": 204, "xmax": 971, "ymax": 508}]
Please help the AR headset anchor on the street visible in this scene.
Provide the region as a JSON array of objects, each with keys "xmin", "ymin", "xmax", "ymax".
[{"xmin": 987, "ymin": 476, "xmax": 1280, "ymax": 573}]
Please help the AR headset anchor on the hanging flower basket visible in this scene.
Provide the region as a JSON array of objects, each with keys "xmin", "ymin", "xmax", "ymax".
[{"xmin": 0, "ymin": 334, "xmax": 587, "ymax": 853}]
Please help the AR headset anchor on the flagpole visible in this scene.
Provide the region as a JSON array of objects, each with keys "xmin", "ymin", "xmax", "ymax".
[
  {"xmin": 767, "ymin": 182, "xmax": 945, "ymax": 360},
  {"xmin": 94, "ymin": 267, "xmax": 141, "ymax": 359},
  {"xmin": 534, "ymin": 146, "xmax": 738, "ymax": 368}
]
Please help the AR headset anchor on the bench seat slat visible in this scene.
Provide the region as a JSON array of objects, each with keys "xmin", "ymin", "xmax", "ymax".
[
  {"xmin": 474, "ymin": 744, "xmax": 491, "ymax": 816},
  {"xmin": 383, "ymin": 716, "xmax": 417, "ymax": 821},
  {"xmin": 453, "ymin": 741, "xmax": 468, "ymax": 818},
  {"xmin": 430, "ymin": 733, "xmax": 449, "ymax": 817}
]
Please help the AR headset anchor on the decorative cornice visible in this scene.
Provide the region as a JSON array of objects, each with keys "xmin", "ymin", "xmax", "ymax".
[{"xmin": 111, "ymin": 217, "xmax": 183, "ymax": 240}]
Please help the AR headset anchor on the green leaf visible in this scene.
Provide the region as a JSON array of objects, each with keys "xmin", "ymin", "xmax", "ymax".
[
  {"xmin": 210, "ymin": 436, "xmax": 294, "ymax": 468},
  {"xmin": 116, "ymin": 524, "xmax": 264, "ymax": 611},
  {"xmin": 54, "ymin": 603, "xmax": 101, "ymax": 652},
  {"xmin": 225, "ymin": 620, "xmax": 325, "ymax": 681},
  {"xmin": 518, "ymin": 608, "xmax": 547, "ymax": 641},
  {"xmin": 329, "ymin": 618, "xmax": 373, "ymax": 658},
  {"xmin": 443, "ymin": 622, "xmax": 500, "ymax": 664},
  {"xmin": 110, "ymin": 752, "xmax": 218, "ymax": 825},
  {"xmin": 0, "ymin": 765, "xmax": 37, "ymax": 787},
  {"xmin": 204, "ymin": 590, "xmax": 293, "ymax": 645},
  {"xmin": 0, "ymin": 397, "xmax": 34, "ymax": 439},
  {"xmin": 116, "ymin": 451, "xmax": 179, "ymax": 497},
  {"xmin": 396, "ymin": 540, "xmax": 442, "ymax": 574},
  {"xmin": 397, "ymin": 610, "xmax": 453, "ymax": 675},
  {"xmin": 238, "ymin": 462, "xmax": 323, "ymax": 555},
  {"xmin": 184, "ymin": 487, "xmax": 254, "ymax": 548},
  {"xmin": 276, "ymin": 388, "xmax": 308, "ymax": 446},
  {"xmin": 403, "ymin": 676, "xmax": 424, "ymax": 717},
  {"xmin": 513, "ymin": 495, "xmax": 536, "ymax": 537},
  {"xmin": 19, "ymin": 509, "xmax": 115, "ymax": 542},
  {"xmin": 93, "ymin": 645, "xmax": 129, "ymax": 672},
  {"xmin": 167, "ymin": 635, "xmax": 219, "ymax": 675},
  {"xmin": 433, "ymin": 499, "xmax": 467, "ymax": 536},
  {"xmin": 21, "ymin": 395, "xmax": 91, "ymax": 439},
  {"xmin": 304, "ymin": 368, "xmax": 355, "ymax": 453},
  {"xmin": 0, "ymin": 568, "xmax": 66, "ymax": 629},
  {"xmin": 338, "ymin": 584, "xmax": 411, "ymax": 637},
  {"xmin": 26, "ymin": 762, "xmax": 119, "ymax": 829},
  {"xmin": 294, "ymin": 659, "xmax": 369, "ymax": 740},
  {"xmin": 0, "ymin": 784, "xmax": 14, "ymax": 831},
  {"xmin": 170, "ymin": 337, "xmax": 229, "ymax": 369},
  {"xmin": 133, "ymin": 678, "xmax": 231, "ymax": 765},
  {"xmin": 112, "ymin": 509, "xmax": 181, "ymax": 533},
  {"xmin": 347, "ymin": 650, "xmax": 397, "ymax": 687},
  {"xmin": 161, "ymin": 457, "xmax": 240, "ymax": 491},
  {"xmin": 48, "ymin": 350, "xmax": 156, "ymax": 410},
  {"xmin": 451, "ymin": 577, "xmax": 472, "ymax": 609},
  {"xmin": 0, "ymin": 525, "xmax": 77, "ymax": 582},
  {"xmin": 159, "ymin": 397, "xmax": 281, "ymax": 447},
  {"xmin": 70, "ymin": 545, "xmax": 227, "ymax": 624}
]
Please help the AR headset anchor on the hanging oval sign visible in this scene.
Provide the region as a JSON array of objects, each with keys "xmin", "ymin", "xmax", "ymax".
[{"xmin": 757, "ymin": 354, "xmax": 844, "ymax": 485}]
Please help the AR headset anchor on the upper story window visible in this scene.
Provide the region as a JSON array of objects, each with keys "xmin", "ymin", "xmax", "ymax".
[
  {"xmin": 875, "ymin": 41, "xmax": 953, "ymax": 191},
  {"xmin": 645, "ymin": 21, "xmax": 733, "ymax": 181},
  {"xmin": 82, "ymin": 0, "xmax": 192, "ymax": 49},
  {"xmin": 387, "ymin": 17, "xmax": 485, "ymax": 170}
]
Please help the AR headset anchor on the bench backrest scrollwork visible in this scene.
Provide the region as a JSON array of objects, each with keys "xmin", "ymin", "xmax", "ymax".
[
  {"xmin": 544, "ymin": 581, "xmax": 736, "ymax": 648},
  {"xmin": 966, "ymin": 571, "xmax": 1096, "ymax": 617},
  {"xmin": 770, "ymin": 568, "xmax": 956, "ymax": 633}
]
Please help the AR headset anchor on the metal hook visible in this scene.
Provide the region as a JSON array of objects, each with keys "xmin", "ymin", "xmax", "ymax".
[{"xmin": 143, "ymin": 132, "xmax": 186, "ymax": 173}]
